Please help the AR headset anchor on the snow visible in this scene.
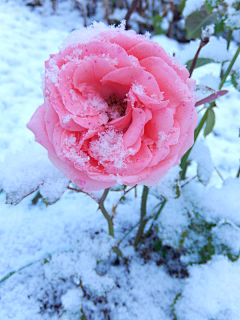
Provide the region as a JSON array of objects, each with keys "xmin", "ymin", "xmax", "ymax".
[
  {"xmin": 0, "ymin": 144, "xmax": 68, "ymax": 205},
  {"xmin": 182, "ymin": 0, "xmax": 205, "ymax": 17},
  {"xmin": 1, "ymin": 0, "xmax": 240, "ymax": 319},
  {"xmin": 191, "ymin": 141, "xmax": 214, "ymax": 186},
  {"xmin": 174, "ymin": 256, "xmax": 240, "ymax": 320},
  {"xmin": 155, "ymin": 196, "xmax": 191, "ymax": 249}
]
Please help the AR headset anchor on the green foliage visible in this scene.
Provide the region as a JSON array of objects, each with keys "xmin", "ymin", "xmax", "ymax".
[
  {"xmin": 204, "ymin": 107, "xmax": 215, "ymax": 137},
  {"xmin": 186, "ymin": 58, "xmax": 215, "ymax": 71},
  {"xmin": 214, "ymin": 19, "xmax": 226, "ymax": 34},
  {"xmin": 178, "ymin": 0, "xmax": 187, "ymax": 13},
  {"xmin": 185, "ymin": 8, "xmax": 217, "ymax": 39},
  {"xmin": 231, "ymin": 70, "xmax": 240, "ymax": 91},
  {"xmin": 153, "ymin": 14, "xmax": 165, "ymax": 35},
  {"xmin": 205, "ymin": 0, "xmax": 223, "ymax": 14}
]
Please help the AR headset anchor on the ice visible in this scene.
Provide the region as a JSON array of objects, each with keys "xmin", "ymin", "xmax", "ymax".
[{"xmin": 89, "ymin": 129, "xmax": 129, "ymax": 169}]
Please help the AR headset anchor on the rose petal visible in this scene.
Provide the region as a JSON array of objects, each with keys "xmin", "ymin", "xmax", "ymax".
[
  {"xmin": 128, "ymin": 41, "xmax": 189, "ymax": 81},
  {"xmin": 106, "ymin": 104, "xmax": 132, "ymax": 131},
  {"xmin": 100, "ymin": 31, "xmax": 145, "ymax": 51},
  {"xmin": 140, "ymin": 155, "xmax": 178, "ymax": 186},
  {"xmin": 145, "ymin": 108, "xmax": 174, "ymax": 141},
  {"xmin": 148, "ymin": 144, "xmax": 170, "ymax": 167},
  {"xmin": 59, "ymin": 62, "xmax": 106, "ymax": 117},
  {"xmin": 140, "ymin": 57, "xmax": 185, "ymax": 109},
  {"xmin": 48, "ymin": 82, "xmax": 85, "ymax": 131},
  {"xmin": 48, "ymin": 152, "xmax": 115, "ymax": 191},
  {"xmin": 123, "ymin": 107, "xmax": 145, "ymax": 148},
  {"xmin": 101, "ymin": 66, "xmax": 162, "ymax": 98},
  {"xmin": 61, "ymin": 41, "xmax": 132, "ymax": 68},
  {"xmin": 27, "ymin": 104, "xmax": 56, "ymax": 156},
  {"xmin": 73, "ymin": 57, "xmax": 116, "ymax": 95},
  {"xmin": 45, "ymin": 101, "xmax": 59, "ymax": 144}
]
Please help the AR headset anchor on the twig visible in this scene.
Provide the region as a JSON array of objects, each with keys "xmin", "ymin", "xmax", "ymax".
[
  {"xmin": 67, "ymin": 186, "xmax": 98, "ymax": 203},
  {"xmin": 125, "ymin": 0, "xmax": 139, "ymax": 28},
  {"xmin": 181, "ymin": 175, "xmax": 197, "ymax": 188},
  {"xmin": 112, "ymin": 185, "xmax": 137, "ymax": 214},
  {"xmin": 214, "ymin": 166, "xmax": 224, "ymax": 181}
]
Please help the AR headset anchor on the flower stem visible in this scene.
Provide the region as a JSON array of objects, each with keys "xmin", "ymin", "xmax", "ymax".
[
  {"xmin": 219, "ymin": 44, "xmax": 240, "ymax": 90},
  {"xmin": 134, "ymin": 186, "xmax": 149, "ymax": 248},
  {"xmin": 99, "ymin": 188, "xmax": 114, "ymax": 237},
  {"xmin": 189, "ymin": 39, "xmax": 209, "ymax": 77},
  {"xmin": 137, "ymin": 198, "xmax": 167, "ymax": 250}
]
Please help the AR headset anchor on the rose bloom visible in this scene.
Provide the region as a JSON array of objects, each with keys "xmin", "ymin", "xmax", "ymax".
[{"xmin": 27, "ymin": 23, "xmax": 198, "ymax": 191}]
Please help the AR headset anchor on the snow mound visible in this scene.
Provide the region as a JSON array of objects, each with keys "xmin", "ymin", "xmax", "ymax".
[
  {"xmin": 0, "ymin": 144, "xmax": 68, "ymax": 205},
  {"xmin": 174, "ymin": 256, "xmax": 240, "ymax": 320}
]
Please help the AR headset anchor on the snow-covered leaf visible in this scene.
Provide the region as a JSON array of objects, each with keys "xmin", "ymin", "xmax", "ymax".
[{"xmin": 0, "ymin": 145, "xmax": 69, "ymax": 205}]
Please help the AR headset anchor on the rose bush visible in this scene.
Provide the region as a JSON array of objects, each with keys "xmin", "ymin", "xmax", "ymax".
[{"xmin": 27, "ymin": 23, "xmax": 198, "ymax": 191}]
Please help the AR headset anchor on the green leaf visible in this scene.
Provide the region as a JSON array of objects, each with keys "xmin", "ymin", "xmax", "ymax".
[
  {"xmin": 205, "ymin": 0, "xmax": 214, "ymax": 14},
  {"xmin": 186, "ymin": 8, "xmax": 217, "ymax": 39},
  {"xmin": 153, "ymin": 14, "xmax": 164, "ymax": 35},
  {"xmin": 178, "ymin": 0, "xmax": 187, "ymax": 13},
  {"xmin": 186, "ymin": 58, "xmax": 215, "ymax": 71},
  {"xmin": 214, "ymin": 19, "xmax": 226, "ymax": 34},
  {"xmin": 204, "ymin": 108, "xmax": 215, "ymax": 137},
  {"xmin": 231, "ymin": 70, "xmax": 240, "ymax": 91},
  {"xmin": 205, "ymin": 0, "xmax": 223, "ymax": 14}
]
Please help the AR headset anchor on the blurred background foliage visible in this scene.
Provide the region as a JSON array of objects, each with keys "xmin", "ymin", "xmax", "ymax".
[{"xmin": 22, "ymin": 0, "xmax": 240, "ymax": 43}]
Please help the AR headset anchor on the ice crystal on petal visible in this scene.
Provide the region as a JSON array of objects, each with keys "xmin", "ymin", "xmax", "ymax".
[{"xmin": 89, "ymin": 129, "xmax": 128, "ymax": 169}]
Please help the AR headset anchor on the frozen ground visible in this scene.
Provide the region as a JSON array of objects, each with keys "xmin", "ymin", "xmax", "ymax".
[{"xmin": 0, "ymin": 1, "xmax": 240, "ymax": 319}]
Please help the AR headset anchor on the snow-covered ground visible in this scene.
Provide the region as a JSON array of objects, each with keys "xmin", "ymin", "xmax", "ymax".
[{"xmin": 1, "ymin": 1, "xmax": 240, "ymax": 319}]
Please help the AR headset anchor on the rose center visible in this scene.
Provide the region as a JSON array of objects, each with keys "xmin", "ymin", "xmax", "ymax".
[{"xmin": 107, "ymin": 94, "xmax": 127, "ymax": 121}]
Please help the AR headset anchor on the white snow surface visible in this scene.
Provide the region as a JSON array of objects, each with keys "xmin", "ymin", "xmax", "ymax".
[
  {"xmin": 174, "ymin": 256, "xmax": 240, "ymax": 320},
  {"xmin": 1, "ymin": 1, "xmax": 240, "ymax": 319}
]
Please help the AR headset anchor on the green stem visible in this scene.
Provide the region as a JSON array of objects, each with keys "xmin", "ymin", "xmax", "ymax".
[
  {"xmin": 117, "ymin": 221, "xmax": 140, "ymax": 246},
  {"xmin": 227, "ymin": 29, "xmax": 232, "ymax": 51},
  {"xmin": 180, "ymin": 107, "xmax": 209, "ymax": 180},
  {"xmin": 137, "ymin": 198, "xmax": 167, "ymax": 249},
  {"xmin": 134, "ymin": 186, "xmax": 149, "ymax": 248},
  {"xmin": 237, "ymin": 166, "xmax": 240, "ymax": 178},
  {"xmin": 99, "ymin": 188, "xmax": 114, "ymax": 237},
  {"xmin": 219, "ymin": 44, "xmax": 240, "ymax": 90}
]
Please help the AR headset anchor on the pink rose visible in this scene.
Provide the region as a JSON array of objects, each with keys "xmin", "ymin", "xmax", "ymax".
[{"xmin": 27, "ymin": 23, "xmax": 198, "ymax": 191}]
